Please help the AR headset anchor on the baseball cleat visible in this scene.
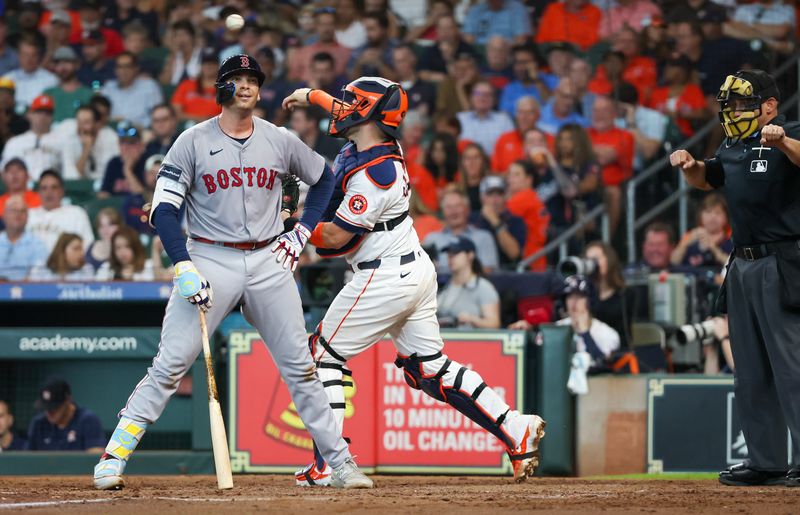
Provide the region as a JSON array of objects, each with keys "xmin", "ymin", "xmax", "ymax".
[
  {"xmin": 508, "ymin": 415, "xmax": 546, "ymax": 482},
  {"xmin": 330, "ymin": 458, "xmax": 374, "ymax": 489},
  {"xmin": 295, "ymin": 461, "xmax": 332, "ymax": 487},
  {"xmin": 93, "ymin": 455, "xmax": 126, "ymax": 490}
]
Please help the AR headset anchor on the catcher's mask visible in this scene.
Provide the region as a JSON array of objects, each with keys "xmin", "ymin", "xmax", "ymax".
[
  {"xmin": 215, "ymin": 54, "xmax": 265, "ymax": 105},
  {"xmin": 329, "ymin": 77, "xmax": 408, "ymax": 139},
  {"xmin": 716, "ymin": 70, "xmax": 780, "ymax": 144}
]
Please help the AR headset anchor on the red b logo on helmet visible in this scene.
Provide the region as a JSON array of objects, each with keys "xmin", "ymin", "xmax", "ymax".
[{"xmin": 241, "ymin": 56, "xmax": 250, "ymax": 68}]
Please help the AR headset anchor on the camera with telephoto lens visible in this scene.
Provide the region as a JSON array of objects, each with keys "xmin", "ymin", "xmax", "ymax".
[
  {"xmin": 676, "ymin": 319, "xmax": 716, "ymax": 345},
  {"xmin": 557, "ymin": 256, "xmax": 598, "ymax": 278}
]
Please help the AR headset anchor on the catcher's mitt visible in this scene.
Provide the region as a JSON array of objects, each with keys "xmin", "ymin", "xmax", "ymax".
[{"xmin": 281, "ymin": 175, "xmax": 300, "ymax": 214}]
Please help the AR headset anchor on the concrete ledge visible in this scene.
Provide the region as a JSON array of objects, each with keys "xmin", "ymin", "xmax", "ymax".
[{"xmin": 0, "ymin": 451, "xmax": 214, "ymax": 475}]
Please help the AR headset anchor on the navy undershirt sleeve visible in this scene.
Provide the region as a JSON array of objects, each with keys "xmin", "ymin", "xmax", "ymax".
[
  {"xmin": 299, "ymin": 164, "xmax": 334, "ymax": 231},
  {"xmin": 153, "ymin": 203, "xmax": 190, "ymax": 264}
]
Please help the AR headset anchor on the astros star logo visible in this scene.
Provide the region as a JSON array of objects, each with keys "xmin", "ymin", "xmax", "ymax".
[{"xmin": 349, "ymin": 194, "xmax": 368, "ymax": 214}]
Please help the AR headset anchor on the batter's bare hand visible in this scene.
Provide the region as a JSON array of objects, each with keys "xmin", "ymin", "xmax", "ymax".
[
  {"xmin": 282, "ymin": 88, "xmax": 313, "ymax": 111},
  {"xmin": 760, "ymin": 124, "xmax": 786, "ymax": 146},
  {"xmin": 669, "ymin": 149, "xmax": 697, "ymax": 170}
]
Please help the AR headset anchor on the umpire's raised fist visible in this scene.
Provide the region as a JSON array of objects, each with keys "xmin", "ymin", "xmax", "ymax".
[{"xmin": 670, "ymin": 149, "xmax": 696, "ymax": 170}]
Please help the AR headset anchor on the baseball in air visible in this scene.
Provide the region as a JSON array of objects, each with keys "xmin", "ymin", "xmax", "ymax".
[{"xmin": 226, "ymin": 14, "xmax": 245, "ymax": 31}]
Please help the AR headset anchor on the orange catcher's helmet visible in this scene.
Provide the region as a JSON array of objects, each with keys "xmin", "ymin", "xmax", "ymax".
[{"xmin": 329, "ymin": 76, "xmax": 408, "ymax": 139}]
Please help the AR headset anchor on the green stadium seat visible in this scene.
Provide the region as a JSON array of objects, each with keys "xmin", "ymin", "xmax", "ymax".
[{"xmin": 62, "ymin": 179, "xmax": 97, "ymax": 206}]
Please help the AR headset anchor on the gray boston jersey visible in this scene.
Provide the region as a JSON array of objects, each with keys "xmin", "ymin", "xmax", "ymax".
[{"xmin": 159, "ymin": 116, "xmax": 324, "ymax": 242}]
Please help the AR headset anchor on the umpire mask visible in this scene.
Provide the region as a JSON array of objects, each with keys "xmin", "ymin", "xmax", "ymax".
[{"xmin": 716, "ymin": 70, "xmax": 780, "ymax": 144}]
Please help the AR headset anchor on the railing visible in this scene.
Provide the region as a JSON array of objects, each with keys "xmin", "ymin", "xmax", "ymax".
[{"xmin": 625, "ymin": 54, "xmax": 800, "ymax": 264}]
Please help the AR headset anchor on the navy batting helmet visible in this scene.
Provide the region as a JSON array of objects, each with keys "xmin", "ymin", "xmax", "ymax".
[{"xmin": 215, "ymin": 54, "xmax": 266, "ymax": 105}]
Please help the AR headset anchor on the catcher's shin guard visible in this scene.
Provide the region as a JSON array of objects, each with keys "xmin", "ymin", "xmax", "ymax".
[
  {"xmin": 395, "ymin": 352, "xmax": 521, "ymax": 449},
  {"xmin": 94, "ymin": 417, "xmax": 148, "ymax": 490}
]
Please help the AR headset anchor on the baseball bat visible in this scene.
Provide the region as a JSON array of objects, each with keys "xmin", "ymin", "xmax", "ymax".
[{"xmin": 199, "ymin": 310, "xmax": 234, "ymax": 490}]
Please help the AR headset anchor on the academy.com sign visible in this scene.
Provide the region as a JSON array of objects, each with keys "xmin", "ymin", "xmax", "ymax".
[{"xmin": 19, "ymin": 334, "xmax": 138, "ymax": 354}]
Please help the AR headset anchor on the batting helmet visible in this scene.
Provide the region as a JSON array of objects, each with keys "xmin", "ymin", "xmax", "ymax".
[
  {"xmin": 329, "ymin": 76, "xmax": 408, "ymax": 139},
  {"xmin": 215, "ymin": 54, "xmax": 266, "ymax": 105}
]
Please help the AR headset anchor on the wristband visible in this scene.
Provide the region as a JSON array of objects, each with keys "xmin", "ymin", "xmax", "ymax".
[{"xmin": 494, "ymin": 224, "xmax": 507, "ymax": 233}]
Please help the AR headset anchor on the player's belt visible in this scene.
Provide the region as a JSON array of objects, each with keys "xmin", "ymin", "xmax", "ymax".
[
  {"xmin": 192, "ymin": 236, "xmax": 278, "ymax": 251},
  {"xmin": 371, "ymin": 211, "xmax": 408, "ymax": 232},
  {"xmin": 734, "ymin": 240, "xmax": 800, "ymax": 261},
  {"xmin": 356, "ymin": 250, "xmax": 416, "ymax": 271}
]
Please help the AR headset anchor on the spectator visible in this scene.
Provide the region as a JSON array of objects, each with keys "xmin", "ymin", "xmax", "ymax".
[
  {"xmin": 2, "ymin": 35, "xmax": 58, "ymax": 108},
  {"xmin": 29, "ymin": 232, "xmax": 95, "ymax": 281},
  {"xmin": 423, "ymin": 188, "xmax": 499, "ymax": 274},
  {"xmin": 538, "ymin": 78, "xmax": 589, "ymax": 136},
  {"xmin": 101, "ymin": 52, "xmax": 164, "ymax": 128},
  {"xmin": 506, "ymin": 160, "xmax": 549, "ymax": 271},
  {"xmin": 704, "ymin": 315, "xmax": 734, "ymax": 374},
  {"xmin": 0, "ymin": 195, "xmax": 47, "ymax": 281},
  {"xmin": 493, "ymin": 96, "xmax": 552, "ymax": 173},
  {"xmin": 76, "ymin": 30, "xmax": 114, "ymax": 88},
  {"xmin": 60, "ymin": 104, "xmax": 120, "ymax": 180},
  {"xmin": 554, "ymin": 124, "xmax": 601, "ymax": 214},
  {"xmin": 0, "ymin": 78, "xmax": 30, "ymax": 137},
  {"xmin": 100, "ymin": 121, "xmax": 145, "ymax": 198},
  {"xmin": 640, "ymin": 15, "xmax": 671, "ymax": 70},
  {"xmin": 568, "ymin": 58, "xmax": 597, "ymax": 120},
  {"xmin": 724, "ymin": 0, "xmax": 795, "ymax": 55},
  {"xmin": 402, "ymin": 0, "xmax": 453, "ymax": 43},
  {"xmin": 160, "ymin": 20, "xmax": 201, "ymax": 86},
  {"xmin": 641, "ymin": 222, "xmax": 675, "ymax": 272},
  {"xmin": 555, "ymin": 274, "xmax": 621, "ymax": 370},
  {"xmin": 469, "ymin": 175, "xmax": 526, "ymax": 268},
  {"xmin": 392, "ymin": 44, "xmax": 436, "ymax": 116},
  {"xmin": 305, "ymin": 52, "xmax": 348, "ymax": 98},
  {"xmin": 1, "ymin": 94, "xmax": 62, "ymax": 180},
  {"xmin": 335, "ymin": 0, "xmax": 367, "ymax": 50},
  {"xmin": 671, "ymin": 192, "xmax": 732, "ymax": 268},
  {"xmin": 647, "ymin": 53, "xmax": 708, "ymax": 138},
  {"xmin": 434, "ymin": 51, "xmax": 481, "ymax": 120},
  {"xmin": 255, "ymin": 47, "xmax": 292, "ymax": 126},
  {"xmin": 0, "ymin": 400, "xmax": 26, "ymax": 451},
  {"xmin": 588, "ymin": 96, "xmax": 634, "ymax": 238},
  {"xmin": 42, "ymin": 10, "xmax": 73, "ymax": 69},
  {"xmin": 290, "ymin": 108, "xmax": 345, "ymax": 165},
  {"xmin": 437, "ymin": 236, "xmax": 501, "ymax": 329},
  {"xmin": 43, "ymin": 47, "xmax": 93, "ymax": 123},
  {"xmin": 587, "ymin": 50, "xmax": 640, "ymax": 106},
  {"xmin": 122, "ymin": 153, "xmax": 163, "ymax": 235},
  {"xmin": 85, "ymin": 207, "xmax": 123, "ymax": 272},
  {"xmin": 482, "ymin": 36, "xmax": 514, "ymax": 91},
  {"xmin": 120, "ymin": 22, "xmax": 160, "ymax": 78},
  {"xmin": 694, "ymin": 14, "xmax": 754, "ymax": 98},
  {"xmin": 535, "ymin": 0, "xmax": 602, "ymax": 51},
  {"xmin": 0, "ymin": 158, "xmax": 41, "ymax": 216},
  {"xmin": 457, "ymin": 142, "xmax": 492, "ymax": 212},
  {"xmin": 220, "ymin": 20, "xmax": 266, "ymax": 63},
  {"xmin": 584, "ymin": 241, "xmax": 636, "ymax": 350},
  {"xmin": 457, "ymin": 81, "xmax": 514, "ymax": 157},
  {"xmin": 399, "ymin": 109, "xmax": 427, "ymax": 166},
  {"xmin": 525, "ymin": 129, "xmax": 577, "ymax": 237},
  {"xmin": 73, "ymin": 1, "xmax": 125, "ymax": 59},
  {"xmin": 143, "ymin": 104, "xmax": 179, "ymax": 161},
  {"xmin": 418, "ymin": 15, "xmax": 476, "ymax": 83},
  {"xmin": 462, "ymin": 0, "xmax": 531, "ymax": 46},
  {"xmin": 544, "ymin": 43, "xmax": 576, "ymax": 86},
  {"xmin": 424, "ymin": 132, "xmax": 460, "ymax": 188},
  {"xmin": 97, "ymin": 225, "xmax": 154, "ymax": 281},
  {"xmin": 105, "ymin": 0, "xmax": 159, "ymax": 45},
  {"xmin": 26, "ymin": 378, "xmax": 104, "ymax": 451},
  {"xmin": 365, "ymin": 0, "xmax": 404, "ymax": 39},
  {"xmin": 288, "ymin": 7, "xmax": 351, "ymax": 83},
  {"xmin": 27, "ymin": 170, "xmax": 94, "ymax": 253},
  {"xmin": 0, "ymin": 18, "xmax": 19, "ymax": 76},
  {"xmin": 609, "ymin": 27, "xmax": 658, "ymax": 104},
  {"xmin": 409, "ymin": 189, "xmax": 443, "ymax": 243},
  {"xmin": 348, "ymin": 12, "xmax": 398, "ymax": 81},
  {"xmin": 499, "ymin": 44, "xmax": 550, "ymax": 116},
  {"xmin": 599, "ymin": 0, "xmax": 662, "ymax": 40},
  {"xmin": 171, "ymin": 47, "xmax": 221, "ymax": 122},
  {"xmin": 666, "ymin": 0, "xmax": 727, "ymax": 25}
]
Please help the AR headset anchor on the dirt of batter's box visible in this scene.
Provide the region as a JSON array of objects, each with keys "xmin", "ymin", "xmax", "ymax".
[{"xmin": 0, "ymin": 475, "xmax": 797, "ymax": 514}]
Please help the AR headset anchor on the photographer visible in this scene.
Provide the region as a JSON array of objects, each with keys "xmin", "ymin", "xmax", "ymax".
[
  {"xmin": 436, "ymin": 236, "xmax": 501, "ymax": 329},
  {"xmin": 584, "ymin": 241, "xmax": 636, "ymax": 350}
]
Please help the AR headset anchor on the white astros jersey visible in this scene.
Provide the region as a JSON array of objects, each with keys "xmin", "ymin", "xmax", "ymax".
[
  {"xmin": 335, "ymin": 158, "xmax": 419, "ymax": 264},
  {"xmin": 158, "ymin": 116, "xmax": 324, "ymax": 242}
]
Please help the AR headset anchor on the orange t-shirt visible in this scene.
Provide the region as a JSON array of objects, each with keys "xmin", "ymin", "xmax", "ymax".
[
  {"xmin": 506, "ymin": 188, "xmax": 549, "ymax": 271},
  {"xmin": 535, "ymin": 2, "xmax": 602, "ymax": 51},
  {"xmin": 647, "ymin": 84, "xmax": 706, "ymax": 137},
  {"xmin": 589, "ymin": 57, "xmax": 657, "ymax": 105},
  {"xmin": 491, "ymin": 130, "xmax": 555, "ymax": 173},
  {"xmin": 0, "ymin": 190, "xmax": 42, "ymax": 216},
  {"xmin": 413, "ymin": 214, "xmax": 443, "ymax": 243},
  {"xmin": 405, "ymin": 161, "xmax": 440, "ymax": 213},
  {"xmin": 171, "ymin": 79, "xmax": 222, "ymax": 120},
  {"xmin": 588, "ymin": 127, "xmax": 635, "ymax": 187}
]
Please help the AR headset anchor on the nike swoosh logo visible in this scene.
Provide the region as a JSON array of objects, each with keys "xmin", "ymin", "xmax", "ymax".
[
  {"xmin": 210, "ymin": 148, "xmax": 223, "ymax": 156},
  {"xmin": 400, "ymin": 271, "xmax": 411, "ymax": 279}
]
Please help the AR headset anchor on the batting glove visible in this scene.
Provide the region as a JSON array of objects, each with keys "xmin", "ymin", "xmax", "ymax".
[
  {"xmin": 174, "ymin": 261, "xmax": 213, "ymax": 312},
  {"xmin": 272, "ymin": 222, "xmax": 311, "ymax": 273}
]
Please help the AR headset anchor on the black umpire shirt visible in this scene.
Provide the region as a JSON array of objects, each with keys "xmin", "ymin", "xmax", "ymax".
[{"xmin": 705, "ymin": 115, "xmax": 800, "ymax": 246}]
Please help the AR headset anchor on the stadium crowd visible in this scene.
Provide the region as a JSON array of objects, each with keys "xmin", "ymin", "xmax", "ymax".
[{"xmin": 0, "ymin": 1, "xmax": 796, "ymax": 376}]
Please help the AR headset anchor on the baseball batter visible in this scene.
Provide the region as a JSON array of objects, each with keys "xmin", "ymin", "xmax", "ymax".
[
  {"xmin": 92, "ymin": 54, "xmax": 371, "ymax": 490},
  {"xmin": 283, "ymin": 78, "xmax": 546, "ymax": 486}
]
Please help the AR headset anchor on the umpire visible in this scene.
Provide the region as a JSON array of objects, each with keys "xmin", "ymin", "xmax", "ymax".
[{"xmin": 670, "ymin": 70, "xmax": 800, "ymax": 487}]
